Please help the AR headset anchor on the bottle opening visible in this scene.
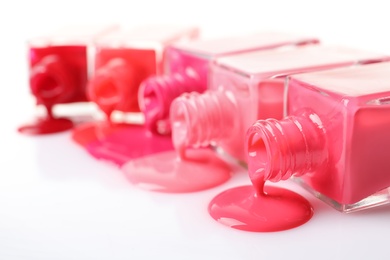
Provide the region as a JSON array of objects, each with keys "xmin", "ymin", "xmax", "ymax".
[
  {"xmin": 33, "ymin": 73, "xmax": 63, "ymax": 99},
  {"xmin": 171, "ymin": 102, "xmax": 189, "ymax": 151},
  {"xmin": 247, "ymin": 131, "xmax": 269, "ymax": 180}
]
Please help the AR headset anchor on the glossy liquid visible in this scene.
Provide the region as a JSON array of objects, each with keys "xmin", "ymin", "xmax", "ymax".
[
  {"xmin": 72, "ymin": 26, "xmax": 198, "ymax": 161},
  {"xmin": 89, "ymin": 48, "xmax": 157, "ymax": 117},
  {"xmin": 18, "ymin": 109, "xmax": 74, "ymax": 135},
  {"xmin": 19, "ymin": 45, "xmax": 87, "ymax": 135},
  {"xmin": 86, "ymin": 125, "xmax": 174, "ymax": 166},
  {"xmin": 122, "ymin": 148, "xmax": 231, "ymax": 193},
  {"xmin": 140, "ymin": 33, "xmax": 319, "ymax": 135},
  {"xmin": 286, "ymin": 62, "xmax": 390, "ymax": 208},
  {"xmin": 208, "ymin": 134, "xmax": 313, "ymax": 232},
  {"xmin": 176, "ymin": 46, "xmax": 388, "ymax": 161}
]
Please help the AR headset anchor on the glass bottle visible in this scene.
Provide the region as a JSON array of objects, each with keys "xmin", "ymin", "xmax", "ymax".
[
  {"xmin": 19, "ymin": 25, "xmax": 118, "ymax": 135},
  {"xmin": 246, "ymin": 61, "xmax": 390, "ymax": 212},
  {"xmin": 87, "ymin": 26, "xmax": 199, "ymax": 123},
  {"xmin": 170, "ymin": 45, "xmax": 389, "ymax": 162},
  {"xmin": 139, "ymin": 33, "xmax": 318, "ymax": 134}
]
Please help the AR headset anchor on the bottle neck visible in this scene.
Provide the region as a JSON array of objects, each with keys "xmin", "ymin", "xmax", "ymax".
[
  {"xmin": 246, "ymin": 111, "xmax": 328, "ymax": 183},
  {"xmin": 170, "ymin": 90, "xmax": 237, "ymax": 152},
  {"xmin": 30, "ymin": 55, "xmax": 75, "ymax": 106},
  {"xmin": 87, "ymin": 58, "xmax": 137, "ymax": 120},
  {"xmin": 139, "ymin": 69, "xmax": 203, "ymax": 135}
]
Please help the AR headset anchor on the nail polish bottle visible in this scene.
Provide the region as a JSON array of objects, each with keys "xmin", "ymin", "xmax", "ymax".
[
  {"xmin": 139, "ymin": 33, "xmax": 319, "ymax": 135},
  {"xmin": 19, "ymin": 25, "xmax": 118, "ymax": 135},
  {"xmin": 246, "ymin": 61, "xmax": 390, "ymax": 212},
  {"xmin": 87, "ymin": 26, "xmax": 199, "ymax": 123},
  {"xmin": 71, "ymin": 26, "xmax": 199, "ymax": 165},
  {"xmin": 171, "ymin": 45, "xmax": 389, "ymax": 163}
]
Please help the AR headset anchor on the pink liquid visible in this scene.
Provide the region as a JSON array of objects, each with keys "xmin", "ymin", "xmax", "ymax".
[
  {"xmin": 208, "ymin": 185, "xmax": 313, "ymax": 232},
  {"xmin": 140, "ymin": 33, "xmax": 319, "ymax": 135},
  {"xmin": 72, "ymin": 26, "xmax": 198, "ymax": 160},
  {"xmin": 172, "ymin": 46, "xmax": 389, "ymax": 161},
  {"xmin": 208, "ymin": 133, "xmax": 314, "ymax": 232},
  {"xmin": 122, "ymin": 148, "xmax": 231, "ymax": 193},
  {"xmin": 287, "ymin": 62, "xmax": 390, "ymax": 206},
  {"xmin": 86, "ymin": 125, "xmax": 174, "ymax": 166}
]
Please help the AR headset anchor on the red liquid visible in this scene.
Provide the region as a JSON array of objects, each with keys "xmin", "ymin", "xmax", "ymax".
[
  {"xmin": 19, "ymin": 45, "xmax": 88, "ymax": 135},
  {"xmin": 18, "ymin": 106, "xmax": 74, "ymax": 135},
  {"xmin": 18, "ymin": 117, "xmax": 73, "ymax": 135},
  {"xmin": 122, "ymin": 149, "xmax": 231, "ymax": 193}
]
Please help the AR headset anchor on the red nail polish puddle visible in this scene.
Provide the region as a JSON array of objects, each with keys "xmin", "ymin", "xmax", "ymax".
[
  {"xmin": 72, "ymin": 123, "xmax": 174, "ymax": 166},
  {"xmin": 18, "ymin": 117, "xmax": 74, "ymax": 135},
  {"xmin": 122, "ymin": 148, "xmax": 231, "ymax": 193}
]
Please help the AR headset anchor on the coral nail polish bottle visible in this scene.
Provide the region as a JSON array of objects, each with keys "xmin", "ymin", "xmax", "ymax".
[
  {"xmin": 87, "ymin": 26, "xmax": 199, "ymax": 122},
  {"xmin": 71, "ymin": 26, "xmax": 199, "ymax": 165},
  {"xmin": 247, "ymin": 61, "xmax": 390, "ymax": 212},
  {"xmin": 18, "ymin": 25, "xmax": 118, "ymax": 135},
  {"xmin": 139, "ymin": 33, "xmax": 318, "ymax": 135},
  {"xmin": 170, "ymin": 45, "xmax": 389, "ymax": 163}
]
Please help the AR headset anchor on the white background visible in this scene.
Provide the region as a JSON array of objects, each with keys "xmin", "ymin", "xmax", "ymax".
[{"xmin": 1, "ymin": 1, "xmax": 390, "ymax": 259}]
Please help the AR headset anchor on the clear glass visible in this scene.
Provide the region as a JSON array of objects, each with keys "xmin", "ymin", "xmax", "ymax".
[
  {"xmin": 286, "ymin": 62, "xmax": 390, "ymax": 212},
  {"xmin": 140, "ymin": 33, "xmax": 318, "ymax": 134},
  {"xmin": 171, "ymin": 45, "xmax": 389, "ymax": 162},
  {"xmin": 88, "ymin": 26, "xmax": 199, "ymax": 122},
  {"xmin": 28, "ymin": 25, "xmax": 118, "ymax": 117}
]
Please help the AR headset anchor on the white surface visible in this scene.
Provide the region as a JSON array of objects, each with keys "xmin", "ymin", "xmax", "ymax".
[{"xmin": 2, "ymin": 1, "xmax": 390, "ymax": 259}]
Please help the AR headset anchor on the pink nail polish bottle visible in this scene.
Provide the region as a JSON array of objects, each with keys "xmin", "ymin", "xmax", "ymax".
[
  {"xmin": 247, "ymin": 61, "xmax": 390, "ymax": 212},
  {"xmin": 139, "ymin": 33, "xmax": 319, "ymax": 135},
  {"xmin": 171, "ymin": 45, "xmax": 389, "ymax": 163},
  {"xmin": 18, "ymin": 25, "xmax": 118, "ymax": 135},
  {"xmin": 88, "ymin": 26, "xmax": 199, "ymax": 123}
]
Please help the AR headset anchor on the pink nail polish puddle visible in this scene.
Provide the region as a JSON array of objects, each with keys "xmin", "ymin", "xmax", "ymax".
[
  {"xmin": 19, "ymin": 25, "xmax": 117, "ymax": 135},
  {"xmin": 71, "ymin": 121, "xmax": 128, "ymax": 147},
  {"xmin": 209, "ymin": 61, "xmax": 390, "ymax": 232},
  {"xmin": 72, "ymin": 26, "xmax": 198, "ymax": 163},
  {"xmin": 140, "ymin": 33, "xmax": 318, "ymax": 135},
  {"xmin": 208, "ymin": 185, "xmax": 313, "ymax": 232},
  {"xmin": 122, "ymin": 148, "xmax": 231, "ymax": 193},
  {"xmin": 209, "ymin": 135, "xmax": 313, "ymax": 232},
  {"xmin": 85, "ymin": 125, "xmax": 174, "ymax": 166},
  {"xmin": 120, "ymin": 34, "xmax": 318, "ymax": 193}
]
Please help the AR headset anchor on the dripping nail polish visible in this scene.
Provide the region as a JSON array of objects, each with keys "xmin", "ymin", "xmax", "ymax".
[
  {"xmin": 87, "ymin": 26, "xmax": 199, "ymax": 123},
  {"xmin": 247, "ymin": 61, "xmax": 390, "ymax": 213},
  {"xmin": 71, "ymin": 26, "xmax": 198, "ymax": 165},
  {"xmin": 18, "ymin": 25, "xmax": 118, "ymax": 135},
  {"xmin": 171, "ymin": 45, "xmax": 389, "ymax": 163},
  {"xmin": 139, "ymin": 33, "xmax": 318, "ymax": 135}
]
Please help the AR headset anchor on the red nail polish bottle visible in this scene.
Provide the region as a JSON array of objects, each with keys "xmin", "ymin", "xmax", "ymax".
[{"xmin": 19, "ymin": 25, "xmax": 118, "ymax": 135}]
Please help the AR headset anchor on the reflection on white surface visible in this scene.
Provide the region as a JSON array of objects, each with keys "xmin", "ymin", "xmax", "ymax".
[
  {"xmin": 1, "ymin": 129, "xmax": 390, "ymax": 259},
  {"xmin": 2, "ymin": 0, "xmax": 390, "ymax": 258}
]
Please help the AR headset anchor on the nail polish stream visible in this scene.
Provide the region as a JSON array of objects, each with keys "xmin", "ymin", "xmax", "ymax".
[
  {"xmin": 18, "ymin": 106, "xmax": 74, "ymax": 135},
  {"xmin": 208, "ymin": 137, "xmax": 314, "ymax": 232},
  {"xmin": 122, "ymin": 145, "xmax": 231, "ymax": 193}
]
